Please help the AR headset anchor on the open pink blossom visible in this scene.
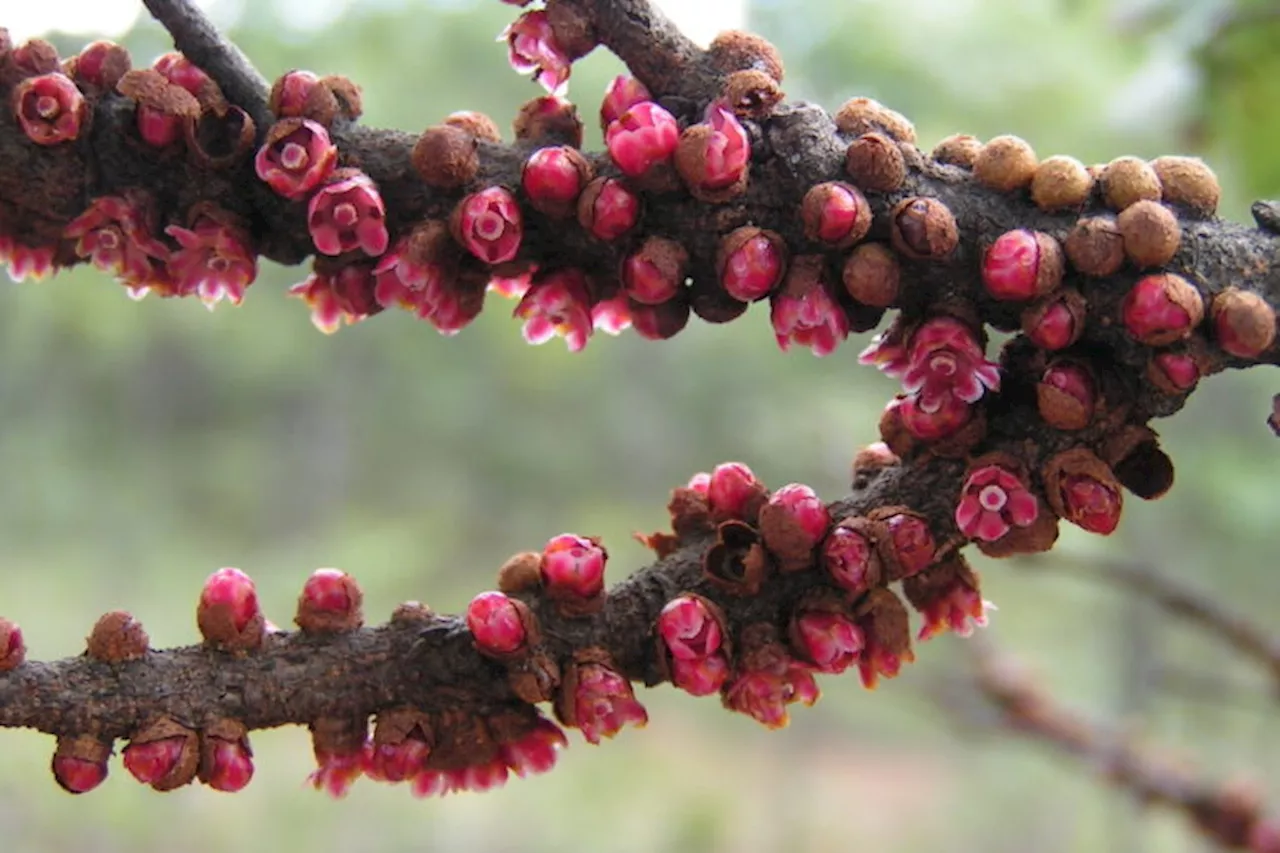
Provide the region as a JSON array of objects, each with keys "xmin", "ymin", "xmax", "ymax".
[
  {"xmin": 514, "ymin": 269, "xmax": 594, "ymax": 352},
  {"xmin": 591, "ymin": 293, "xmax": 632, "ymax": 335},
  {"xmin": 254, "ymin": 119, "xmax": 338, "ymax": 199},
  {"xmin": 657, "ymin": 595, "xmax": 723, "ymax": 660},
  {"xmin": 605, "ymin": 101, "xmax": 679, "ymax": 177},
  {"xmin": 14, "ymin": 72, "xmax": 86, "ymax": 145},
  {"xmin": 917, "ymin": 584, "xmax": 994, "ymax": 642},
  {"xmin": 770, "ymin": 278, "xmax": 849, "ymax": 356},
  {"xmin": 722, "ymin": 660, "xmax": 820, "ymax": 729},
  {"xmin": 0, "ymin": 236, "xmax": 56, "ymax": 282},
  {"xmin": 309, "ymin": 743, "xmax": 369, "ymax": 799},
  {"xmin": 670, "ymin": 654, "xmax": 729, "ymax": 696},
  {"xmin": 372, "ymin": 237, "xmax": 443, "ymax": 314},
  {"xmin": 503, "ymin": 10, "xmax": 571, "ymax": 94},
  {"xmin": 455, "ymin": 187, "xmax": 523, "ymax": 264},
  {"xmin": 570, "ymin": 663, "xmax": 648, "ymax": 744},
  {"xmin": 289, "ymin": 265, "xmax": 377, "ymax": 334},
  {"xmin": 902, "ymin": 316, "xmax": 1000, "ymax": 409},
  {"xmin": 63, "ymin": 194, "xmax": 170, "ymax": 287},
  {"xmin": 792, "ymin": 611, "xmax": 864, "ymax": 674},
  {"xmin": 499, "ymin": 716, "xmax": 568, "ymax": 779},
  {"xmin": 955, "ymin": 464, "xmax": 1039, "ymax": 542},
  {"xmin": 308, "ymin": 171, "xmax": 388, "ymax": 257},
  {"xmin": 165, "ymin": 218, "xmax": 257, "ymax": 308}
]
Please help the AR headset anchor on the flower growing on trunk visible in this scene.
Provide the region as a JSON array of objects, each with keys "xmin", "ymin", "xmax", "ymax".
[
  {"xmin": 165, "ymin": 216, "xmax": 257, "ymax": 308},
  {"xmin": 605, "ymin": 101, "xmax": 679, "ymax": 177},
  {"xmin": 503, "ymin": 9, "xmax": 572, "ymax": 94},
  {"xmin": 560, "ymin": 662, "xmax": 648, "ymax": 744},
  {"xmin": 63, "ymin": 193, "xmax": 170, "ymax": 287},
  {"xmin": 770, "ymin": 257, "xmax": 849, "ymax": 356},
  {"xmin": 955, "ymin": 464, "xmax": 1039, "ymax": 542},
  {"xmin": 255, "ymin": 118, "xmax": 337, "ymax": 200},
  {"xmin": 13, "ymin": 72, "xmax": 86, "ymax": 145},
  {"xmin": 454, "ymin": 187, "xmax": 523, "ymax": 264},
  {"xmin": 308, "ymin": 171, "xmax": 389, "ymax": 257},
  {"xmin": 902, "ymin": 317, "xmax": 1000, "ymax": 409},
  {"xmin": 515, "ymin": 269, "xmax": 594, "ymax": 351}
]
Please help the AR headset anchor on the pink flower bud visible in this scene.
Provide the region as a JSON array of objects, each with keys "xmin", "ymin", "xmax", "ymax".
[
  {"xmin": 200, "ymin": 724, "xmax": 254, "ymax": 792},
  {"xmin": 366, "ymin": 738, "xmax": 430, "ymax": 784},
  {"xmin": 137, "ymin": 104, "xmax": 183, "ymax": 147},
  {"xmin": 763, "ymin": 483, "xmax": 831, "ymax": 547},
  {"xmin": 271, "ymin": 69, "xmax": 321, "ymax": 117},
  {"xmin": 567, "ymin": 663, "xmax": 647, "ymax": 744},
  {"xmin": 308, "ymin": 171, "xmax": 389, "ymax": 257},
  {"xmin": 254, "ymin": 119, "xmax": 338, "ymax": 200},
  {"xmin": 153, "ymin": 52, "xmax": 211, "ymax": 97},
  {"xmin": 657, "ymin": 595, "xmax": 723, "ymax": 660},
  {"xmin": 670, "ymin": 654, "xmax": 729, "ymax": 696},
  {"xmin": 981, "ymin": 229, "xmax": 1062, "ymax": 301},
  {"xmin": 722, "ymin": 661, "xmax": 820, "ymax": 728},
  {"xmin": 197, "ymin": 567, "xmax": 264, "ymax": 651},
  {"xmin": 630, "ymin": 295, "xmax": 691, "ymax": 340},
  {"xmin": 0, "ymin": 237, "xmax": 57, "ymax": 283},
  {"xmin": 675, "ymin": 102, "xmax": 750, "ymax": 195},
  {"xmin": 884, "ymin": 513, "xmax": 935, "ymax": 577},
  {"xmin": 591, "ymin": 292, "xmax": 631, "ymax": 335},
  {"xmin": 600, "ymin": 75, "xmax": 652, "ymax": 129},
  {"xmin": 499, "ymin": 715, "xmax": 567, "ymax": 778},
  {"xmin": 454, "ymin": 186, "xmax": 523, "ymax": 264},
  {"xmin": 522, "ymin": 146, "xmax": 587, "ymax": 213},
  {"xmin": 466, "ymin": 591, "xmax": 528, "ymax": 655},
  {"xmin": 622, "ymin": 236, "xmax": 687, "ymax": 305},
  {"xmin": 514, "ymin": 268, "xmax": 594, "ymax": 352},
  {"xmin": 123, "ymin": 737, "xmax": 189, "ymax": 786},
  {"xmin": 540, "ymin": 533, "xmax": 606, "ymax": 599},
  {"xmin": 897, "ymin": 392, "xmax": 973, "ymax": 441},
  {"xmin": 70, "ymin": 41, "xmax": 128, "ymax": 92},
  {"xmin": 1121, "ymin": 273, "xmax": 1204, "ymax": 346},
  {"xmin": 1024, "ymin": 298, "xmax": 1080, "ymax": 350},
  {"xmin": 1059, "ymin": 473, "xmax": 1122, "ymax": 535},
  {"xmin": 503, "ymin": 9, "xmax": 572, "ymax": 94},
  {"xmin": 792, "ymin": 611, "xmax": 864, "ymax": 674},
  {"xmin": 296, "ymin": 568, "xmax": 364, "ymax": 633},
  {"xmin": 0, "ymin": 617, "xmax": 25, "ymax": 671},
  {"xmin": 801, "ymin": 181, "xmax": 871, "ymax": 247},
  {"xmin": 1151, "ymin": 351, "xmax": 1199, "ymax": 392},
  {"xmin": 770, "ymin": 270, "xmax": 849, "ymax": 357},
  {"xmin": 821, "ymin": 526, "xmax": 876, "ymax": 594},
  {"xmin": 686, "ymin": 471, "xmax": 711, "ymax": 495},
  {"xmin": 718, "ymin": 227, "xmax": 784, "ymax": 302},
  {"xmin": 955, "ymin": 465, "xmax": 1039, "ymax": 542},
  {"xmin": 52, "ymin": 755, "xmax": 107, "ymax": 794},
  {"xmin": 605, "ymin": 101, "xmax": 679, "ymax": 177},
  {"xmin": 577, "ymin": 177, "xmax": 639, "ymax": 241},
  {"xmin": 309, "ymin": 744, "xmax": 369, "ymax": 799},
  {"xmin": 706, "ymin": 461, "xmax": 762, "ymax": 520},
  {"xmin": 13, "ymin": 72, "xmax": 86, "ymax": 145},
  {"xmin": 1038, "ymin": 360, "xmax": 1096, "ymax": 430}
]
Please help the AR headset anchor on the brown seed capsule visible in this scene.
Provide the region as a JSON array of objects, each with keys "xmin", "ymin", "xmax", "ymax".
[
  {"xmin": 444, "ymin": 110, "xmax": 502, "ymax": 142},
  {"xmin": 318, "ymin": 74, "xmax": 362, "ymax": 120},
  {"xmin": 513, "ymin": 96, "xmax": 583, "ymax": 148},
  {"xmin": 1030, "ymin": 155, "xmax": 1093, "ymax": 211},
  {"xmin": 1117, "ymin": 199, "xmax": 1181, "ymax": 268},
  {"xmin": 412, "ymin": 125, "xmax": 479, "ymax": 189},
  {"xmin": 844, "ymin": 132, "xmax": 906, "ymax": 192},
  {"xmin": 834, "ymin": 97, "xmax": 916, "ymax": 143},
  {"xmin": 389, "ymin": 601, "xmax": 435, "ymax": 624},
  {"xmin": 973, "ymin": 134, "xmax": 1037, "ymax": 192},
  {"xmin": 1101, "ymin": 155, "xmax": 1162, "ymax": 211},
  {"xmin": 890, "ymin": 197, "xmax": 958, "ymax": 260},
  {"xmin": 1211, "ymin": 288, "xmax": 1277, "ymax": 358},
  {"xmin": 842, "ymin": 243, "xmax": 900, "ymax": 308},
  {"xmin": 497, "ymin": 551, "xmax": 543, "ymax": 594},
  {"xmin": 932, "ymin": 134, "xmax": 982, "ymax": 169},
  {"xmin": 1065, "ymin": 215, "xmax": 1125, "ymax": 276},
  {"xmin": 1102, "ymin": 425, "xmax": 1174, "ymax": 501},
  {"xmin": 86, "ymin": 610, "xmax": 149, "ymax": 663},
  {"xmin": 723, "ymin": 69, "xmax": 784, "ymax": 119},
  {"xmin": 1150, "ymin": 155, "xmax": 1220, "ymax": 215},
  {"xmin": 708, "ymin": 31, "xmax": 784, "ymax": 82}
]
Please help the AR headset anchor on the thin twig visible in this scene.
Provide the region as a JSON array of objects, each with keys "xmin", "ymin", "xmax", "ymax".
[{"xmin": 141, "ymin": 0, "xmax": 273, "ymax": 133}]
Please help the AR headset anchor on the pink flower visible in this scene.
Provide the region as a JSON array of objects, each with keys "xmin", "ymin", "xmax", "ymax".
[
  {"xmin": 13, "ymin": 72, "xmax": 86, "ymax": 145},
  {"xmin": 569, "ymin": 663, "xmax": 648, "ymax": 744},
  {"xmin": 591, "ymin": 292, "xmax": 632, "ymax": 335},
  {"xmin": 289, "ymin": 265, "xmax": 377, "ymax": 334},
  {"xmin": 821, "ymin": 525, "xmax": 876, "ymax": 594},
  {"xmin": 201, "ymin": 735, "xmax": 254, "ymax": 792},
  {"xmin": 165, "ymin": 218, "xmax": 257, "ymax": 308},
  {"xmin": 855, "ymin": 599, "xmax": 915, "ymax": 690},
  {"xmin": 466, "ymin": 591, "xmax": 527, "ymax": 655},
  {"xmin": 792, "ymin": 611, "xmax": 864, "ymax": 674},
  {"xmin": 770, "ymin": 276, "xmax": 849, "ymax": 356},
  {"xmin": 503, "ymin": 10, "xmax": 571, "ymax": 94},
  {"xmin": 858, "ymin": 326, "xmax": 911, "ymax": 376},
  {"xmin": 722, "ymin": 660, "xmax": 820, "ymax": 729},
  {"xmin": 63, "ymin": 193, "xmax": 170, "ymax": 287},
  {"xmin": 0, "ymin": 236, "xmax": 56, "ymax": 282},
  {"xmin": 896, "ymin": 392, "xmax": 974, "ymax": 441},
  {"xmin": 372, "ymin": 237, "xmax": 443, "ymax": 314},
  {"xmin": 540, "ymin": 532, "xmax": 606, "ymax": 598},
  {"xmin": 270, "ymin": 69, "xmax": 321, "ymax": 117},
  {"xmin": 605, "ymin": 101, "xmax": 679, "ymax": 177},
  {"xmin": 681, "ymin": 102, "xmax": 750, "ymax": 191},
  {"xmin": 308, "ymin": 171, "xmax": 388, "ymax": 257},
  {"xmin": 489, "ymin": 269, "xmax": 534, "ymax": 300},
  {"xmin": 670, "ymin": 654, "xmax": 730, "ymax": 696},
  {"xmin": 499, "ymin": 715, "xmax": 568, "ymax": 778},
  {"xmin": 600, "ymin": 75, "xmax": 652, "ymax": 128},
  {"xmin": 706, "ymin": 461, "xmax": 763, "ymax": 520},
  {"xmin": 657, "ymin": 595, "xmax": 723, "ymax": 660},
  {"xmin": 365, "ymin": 738, "xmax": 430, "ymax": 784},
  {"xmin": 1058, "ymin": 473, "xmax": 1122, "ymax": 535},
  {"xmin": 254, "ymin": 119, "xmax": 338, "ymax": 200},
  {"xmin": 309, "ymin": 743, "xmax": 369, "ymax": 799},
  {"xmin": 454, "ymin": 187, "xmax": 523, "ymax": 265},
  {"xmin": 901, "ymin": 317, "xmax": 1000, "ymax": 409},
  {"xmin": 522, "ymin": 146, "xmax": 587, "ymax": 211},
  {"xmin": 916, "ymin": 582, "xmax": 993, "ymax": 642},
  {"xmin": 955, "ymin": 464, "xmax": 1039, "ymax": 542},
  {"xmin": 579, "ymin": 178, "xmax": 639, "ymax": 241},
  {"xmin": 514, "ymin": 269, "xmax": 594, "ymax": 352}
]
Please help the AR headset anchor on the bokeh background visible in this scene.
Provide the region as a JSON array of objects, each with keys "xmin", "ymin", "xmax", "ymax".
[{"xmin": 3, "ymin": 0, "xmax": 1280, "ymax": 850}]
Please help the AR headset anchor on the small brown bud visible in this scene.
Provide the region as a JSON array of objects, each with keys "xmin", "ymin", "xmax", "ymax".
[
  {"xmin": 1064, "ymin": 215, "xmax": 1125, "ymax": 276},
  {"xmin": 1117, "ymin": 199, "xmax": 1181, "ymax": 268},
  {"xmin": 691, "ymin": 289, "xmax": 749, "ymax": 324},
  {"xmin": 412, "ymin": 125, "xmax": 479, "ymax": 189},
  {"xmin": 931, "ymin": 134, "xmax": 982, "ymax": 169},
  {"xmin": 497, "ymin": 551, "xmax": 544, "ymax": 594},
  {"xmin": 1, "ymin": 38, "xmax": 58, "ymax": 87},
  {"xmin": 973, "ymin": 134, "xmax": 1037, "ymax": 192},
  {"xmin": 1030, "ymin": 155, "xmax": 1093, "ymax": 211},
  {"xmin": 87, "ymin": 610, "xmax": 149, "ymax": 663},
  {"xmin": 834, "ymin": 97, "xmax": 916, "ymax": 143},
  {"xmin": 723, "ymin": 69, "xmax": 784, "ymax": 119},
  {"xmin": 513, "ymin": 96, "xmax": 583, "ymax": 148},
  {"xmin": 117, "ymin": 67, "xmax": 200, "ymax": 123},
  {"xmin": 851, "ymin": 441, "xmax": 900, "ymax": 477},
  {"xmin": 444, "ymin": 110, "xmax": 502, "ymax": 142},
  {"xmin": 1150, "ymin": 156, "xmax": 1220, "ymax": 215},
  {"xmin": 1211, "ymin": 288, "xmax": 1276, "ymax": 358},
  {"xmin": 1101, "ymin": 155, "xmax": 1162, "ymax": 210},
  {"xmin": 842, "ymin": 243, "xmax": 900, "ymax": 307},
  {"xmin": 390, "ymin": 601, "xmax": 435, "ymax": 624},
  {"xmin": 708, "ymin": 31, "xmax": 784, "ymax": 82},
  {"xmin": 318, "ymin": 74, "xmax": 362, "ymax": 119},
  {"xmin": 890, "ymin": 197, "xmax": 958, "ymax": 260},
  {"xmin": 844, "ymin": 132, "xmax": 906, "ymax": 192}
]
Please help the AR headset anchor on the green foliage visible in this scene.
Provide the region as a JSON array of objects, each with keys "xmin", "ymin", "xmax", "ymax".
[{"xmin": 2, "ymin": 1, "xmax": 1278, "ymax": 850}]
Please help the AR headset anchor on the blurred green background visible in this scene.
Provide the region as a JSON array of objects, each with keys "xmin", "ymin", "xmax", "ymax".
[{"xmin": 4, "ymin": 0, "xmax": 1280, "ymax": 850}]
